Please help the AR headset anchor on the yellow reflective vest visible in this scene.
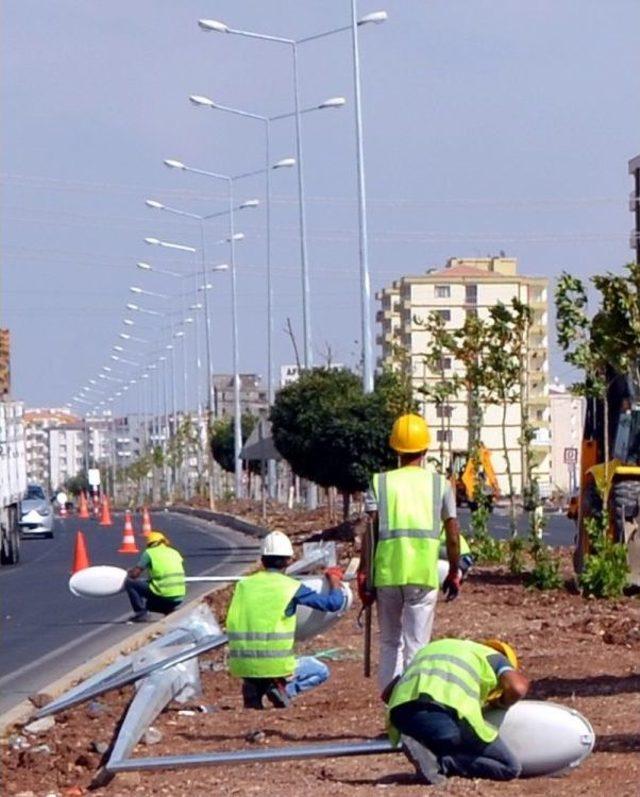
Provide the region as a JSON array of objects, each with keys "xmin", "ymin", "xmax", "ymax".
[
  {"xmin": 372, "ymin": 467, "xmax": 443, "ymax": 589},
  {"xmin": 226, "ymin": 571, "xmax": 300, "ymax": 679},
  {"xmin": 147, "ymin": 546, "xmax": 186, "ymax": 599},
  {"xmin": 388, "ymin": 638, "xmax": 502, "ymax": 744}
]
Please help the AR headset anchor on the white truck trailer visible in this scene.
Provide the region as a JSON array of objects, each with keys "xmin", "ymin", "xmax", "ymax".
[{"xmin": 0, "ymin": 399, "xmax": 27, "ymax": 565}]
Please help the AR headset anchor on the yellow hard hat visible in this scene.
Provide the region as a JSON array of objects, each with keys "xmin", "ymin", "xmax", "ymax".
[
  {"xmin": 481, "ymin": 638, "xmax": 519, "ymax": 669},
  {"xmin": 389, "ymin": 413, "xmax": 431, "ymax": 453},
  {"xmin": 147, "ymin": 531, "xmax": 169, "ymax": 547}
]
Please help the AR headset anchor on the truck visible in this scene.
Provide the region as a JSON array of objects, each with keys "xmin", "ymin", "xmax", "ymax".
[{"xmin": 0, "ymin": 399, "xmax": 27, "ymax": 565}]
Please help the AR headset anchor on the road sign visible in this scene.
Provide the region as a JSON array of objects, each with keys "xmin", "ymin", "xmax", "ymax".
[
  {"xmin": 88, "ymin": 468, "xmax": 101, "ymax": 486},
  {"xmin": 563, "ymin": 448, "xmax": 578, "ymax": 464}
]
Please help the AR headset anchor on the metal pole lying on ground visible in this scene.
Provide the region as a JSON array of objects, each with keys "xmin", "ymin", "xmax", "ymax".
[
  {"xmin": 35, "ymin": 634, "xmax": 228, "ymax": 719},
  {"xmin": 107, "ymin": 739, "xmax": 397, "ymax": 772}
]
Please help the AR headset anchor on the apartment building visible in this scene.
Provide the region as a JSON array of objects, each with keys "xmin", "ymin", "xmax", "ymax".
[
  {"xmin": 376, "ymin": 256, "xmax": 551, "ymax": 494},
  {"xmin": 212, "ymin": 373, "xmax": 268, "ymax": 418},
  {"xmin": 24, "ymin": 408, "xmax": 80, "ymax": 489},
  {"xmin": 630, "ymin": 153, "xmax": 640, "ymax": 263},
  {"xmin": 48, "ymin": 425, "xmax": 85, "ymax": 491}
]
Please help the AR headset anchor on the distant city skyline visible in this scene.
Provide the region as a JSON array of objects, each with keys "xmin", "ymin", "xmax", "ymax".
[{"xmin": 3, "ymin": 1, "xmax": 639, "ymax": 411}]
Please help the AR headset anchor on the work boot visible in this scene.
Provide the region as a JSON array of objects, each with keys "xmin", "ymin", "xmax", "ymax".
[
  {"xmin": 401, "ymin": 735, "xmax": 446, "ymax": 786},
  {"xmin": 128, "ymin": 611, "xmax": 150, "ymax": 624},
  {"xmin": 265, "ymin": 679, "xmax": 291, "ymax": 709},
  {"xmin": 242, "ymin": 680, "xmax": 265, "ymax": 710}
]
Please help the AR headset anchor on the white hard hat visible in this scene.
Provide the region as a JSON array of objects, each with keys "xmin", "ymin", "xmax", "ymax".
[{"xmin": 261, "ymin": 531, "xmax": 294, "ymax": 558}]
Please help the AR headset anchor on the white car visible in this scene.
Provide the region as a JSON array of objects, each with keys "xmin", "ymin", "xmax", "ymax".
[{"xmin": 20, "ymin": 484, "xmax": 54, "ymax": 539}]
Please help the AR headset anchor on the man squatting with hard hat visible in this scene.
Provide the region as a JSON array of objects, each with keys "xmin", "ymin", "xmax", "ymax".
[
  {"xmin": 359, "ymin": 413, "xmax": 461, "ymax": 691},
  {"xmin": 226, "ymin": 531, "xmax": 345, "ymax": 710},
  {"xmin": 125, "ymin": 531, "xmax": 186, "ymax": 623},
  {"xmin": 385, "ymin": 637, "xmax": 529, "ymax": 784}
]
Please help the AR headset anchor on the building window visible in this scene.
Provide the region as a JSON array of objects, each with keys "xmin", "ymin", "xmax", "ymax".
[
  {"xmin": 435, "ymin": 285, "xmax": 450, "ymax": 299},
  {"xmin": 436, "ymin": 357, "xmax": 452, "ymax": 371},
  {"xmin": 436, "ymin": 404, "xmax": 453, "ymax": 418},
  {"xmin": 435, "ymin": 309, "xmax": 451, "ymax": 321},
  {"xmin": 465, "ymin": 308, "xmax": 478, "ymax": 320},
  {"xmin": 436, "ymin": 429, "xmax": 452, "ymax": 442},
  {"xmin": 465, "ymin": 284, "xmax": 478, "ymax": 304}
]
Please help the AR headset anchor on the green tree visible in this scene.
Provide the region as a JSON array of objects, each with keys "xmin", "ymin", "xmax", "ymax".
[
  {"xmin": 482, "ymin": 299, "xmax": 534, "ymax": 536},
  {"xmin": 210, "ymin": 412, "xmax": 260, "ymax": 475},
  {"xmin": 65, "ymin": 471, "xmax": 90, "ymax": 497},
  {"xmin": 270, "ymin": 367, "xmax": 415, "ymax": 516}
]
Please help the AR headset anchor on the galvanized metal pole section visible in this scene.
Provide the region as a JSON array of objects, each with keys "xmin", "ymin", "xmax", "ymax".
[
  {"xmin": 199, "ymin": 222, "xmax": 217, "ymax": 508},
  {"xmin": 228, "ymin": 179, "xmax": 243, "ymax": 499},
  {"xmin": 264, "ymin": 118, "xmax": 277, "ymax": 501},
  {"xmin": 291, "ymin": 43, "xmax": 313, "ymax": 369},
  {"xmin": 107, "ymin": 739, "xmax": 396, "ymax": 772},
  {"xmin": 351, "ymin": 0, "xmax": 374, "ymax": 394}
]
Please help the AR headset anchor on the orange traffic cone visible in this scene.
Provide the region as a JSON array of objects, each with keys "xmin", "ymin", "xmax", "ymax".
[
  {"xmin": 99, "ymin": 495, "xmax": 113, "ymax": 527},
  {"xmin": 118, "ymin": 518, "xmax": 140, "ymax": 554},
  {"xmin": 71, "ymin": 531, "xmax": 90, "ymax": 573},
  {"xmin": 78, "ymin": 491, "xmax": 90, "ymax": 519},
  {"xmin": 142, "ymin": 506, "xmax": 152, "ymax": 537}
]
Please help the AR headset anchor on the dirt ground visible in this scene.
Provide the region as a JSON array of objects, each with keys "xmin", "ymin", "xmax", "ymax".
[{"xmin": 2, "ymin": 515, "xmax": 640, "ymax": 797}]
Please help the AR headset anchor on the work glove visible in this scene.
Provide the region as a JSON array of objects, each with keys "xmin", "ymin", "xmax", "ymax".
[
  {"xmin": 442, "ymin": 569, "xmax": 461, "ymax": 602},
  {"xmin": 357, "ymin": 570, "xmax": 376, "ymax": 607},
  {"xmin": 324, "ymin": 566, "xmax": 344, "ymax": 588}
]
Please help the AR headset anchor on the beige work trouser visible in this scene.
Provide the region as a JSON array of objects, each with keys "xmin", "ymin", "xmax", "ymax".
[{"xmin": 376, "ymin": 585, "xmax": 438, "ymax": 690}]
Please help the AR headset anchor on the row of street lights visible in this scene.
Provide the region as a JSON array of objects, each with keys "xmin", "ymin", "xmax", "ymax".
[{"xmin": 68, "ymin": 5, "xmax": 387, "ymax": 503}]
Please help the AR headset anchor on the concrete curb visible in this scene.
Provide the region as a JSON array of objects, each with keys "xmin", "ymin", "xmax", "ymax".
[
  {"xmin": 0, "ymin": 510, "xmax": 259, "ymax": 736},
  {"xmin": 169, "ymin": 505, "xmax": 268, "ymax": 539}
]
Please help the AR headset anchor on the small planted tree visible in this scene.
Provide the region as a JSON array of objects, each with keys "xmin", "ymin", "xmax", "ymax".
[
  {"xmin": 482, "ymin": 299, "xmax": 534, "ymax": 537},
  {"xmin": 210, "ymin": 412, "xmax": 260, "ymax": 476}
]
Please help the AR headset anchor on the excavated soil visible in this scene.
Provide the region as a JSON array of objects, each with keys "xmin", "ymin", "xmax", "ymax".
[{"xmin": 2, "ymin": 523, "xmax": 640, "ymax": 796}]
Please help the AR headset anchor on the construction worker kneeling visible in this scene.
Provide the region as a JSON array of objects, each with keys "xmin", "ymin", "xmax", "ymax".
[
  {"xmin": 226, "ymin": 531, "xmax": 345, "ymax": 710},
  {"xmin": 385, "ymin": 638, "xmax": 529, "ymax": 784},
  {"xmin": 125, "ymin": 531, "xmax": 186, "ymax": 623}
]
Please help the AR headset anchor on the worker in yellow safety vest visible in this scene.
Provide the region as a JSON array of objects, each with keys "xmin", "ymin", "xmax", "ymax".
[
  {"xmin": 125, "ymin": 531, "xmax": 186, "ymax": 623},
  {"xmin": 226, "ymin": 531, "xmax": 345, "ymax": 710},
  {"xmin": 385, "ymin": 638, "xmax": 529, "ymax": 784},
  {"xmin": 360, "ymin": 413, "xmax": 461, "ymax": 690}
]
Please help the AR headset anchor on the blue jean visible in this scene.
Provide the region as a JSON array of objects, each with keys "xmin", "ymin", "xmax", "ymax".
[
  {"xmin": 125, "ymin": 577, "xmax": 182, "ymax": 615},
  {"xmin": 285, "ymin": 656, "xmax": 330, "ymax": 699},
  {"xmin": 391, "ymin": 700, "xmax": 521, "ymax": 781}
]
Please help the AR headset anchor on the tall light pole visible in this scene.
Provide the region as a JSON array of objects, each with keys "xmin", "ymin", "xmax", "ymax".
[
  {"xmin": 198, "ymin": 9, "xmax": 387, "ymax": 389},
  {"xmin": 189, "ymin": 94, "xmax": 344, "ymax": 388},
  {"xmin": 163, "ymin": 158, "xmax": 292, "ymax": 499}
]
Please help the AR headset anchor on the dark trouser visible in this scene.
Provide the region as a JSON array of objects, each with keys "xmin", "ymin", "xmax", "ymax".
[
  {"xmin": 125, "ymin": 577, "xmax": 183, "ymax": 615},
  {"xmin": 391, "ymin": 700, "xmax": 521, "ymax": 781}
]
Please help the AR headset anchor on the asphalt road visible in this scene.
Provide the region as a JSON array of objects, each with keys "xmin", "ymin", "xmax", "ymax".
[
  {"xmin": 0, "ymin": 511, "xmax": 260, "ymax": 716},
  {"xmin": 458, "ymin": 507, "xmax": 577, "ymax": 547}
]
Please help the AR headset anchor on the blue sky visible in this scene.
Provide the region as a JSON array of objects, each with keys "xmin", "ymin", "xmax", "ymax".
[{"xmin": 2, "ymin": 1, "xmax": 639, "ymax": 411}]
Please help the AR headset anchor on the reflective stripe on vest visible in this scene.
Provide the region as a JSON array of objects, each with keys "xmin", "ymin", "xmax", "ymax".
[
  {"xmin": 372, "ymin": 468, "xmax": 442, "ymax": 588},
  {"xmin": 388, "ymin": 639, "xmax": 500, "ymax": 744},
  {"xmin": 147, "ymin": 546, "xmax": 186, "ymax": 599},
  {"xmin": 226, "ymin": 571, "xmax": 300, "ymax": 679}
]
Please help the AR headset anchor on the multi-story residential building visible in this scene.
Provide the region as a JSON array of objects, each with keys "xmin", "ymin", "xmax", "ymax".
[
  {"xmin": 212, "ymin": 374, "xmax": 268, "ymax": 418},
  {"xmin": 548, "ymin": 380, "xmax": 585, "ymax": 494},
  {"xmin": 376, "ymin": 256, "xmax": 551, "ymax": 494},
  {"xmin": 630, "ymin": 153, "xmax": 640, "ymax": 264},
  {"xmin": 24, "ymin": 408, "xmax": 80, "ymax": 489},
  {"xmin": 48, "ymin": 425, "xmax": 85, "ymax": 490},
  {"xmin": 0, "ymin": 329, "xmax": 10, "ymax": 398}
]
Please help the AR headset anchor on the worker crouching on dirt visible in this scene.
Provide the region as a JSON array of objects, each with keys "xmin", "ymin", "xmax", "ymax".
[
  {"xmin": 226, "ymin": 531, "xmax": 345, "ymax": 710},
  {"xmin": 360, "ymin": 413, "xmax": 461, "ymax": 690},
  {"xmin": 125, "ymin": 531, "xmax": 186, "ymax": 623},
  {"xmin": 385, "ymin": 638, "xmax": 529, "ymax": 784}
]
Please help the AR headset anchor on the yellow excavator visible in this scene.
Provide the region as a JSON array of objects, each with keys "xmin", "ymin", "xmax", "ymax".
[
  {"xmin": 573, "ymin": 364, "xmax": 640, "ymax": 586},
  {"xmin": 453, "ymin": 445, "xmax": 500, "ymax": 511}
]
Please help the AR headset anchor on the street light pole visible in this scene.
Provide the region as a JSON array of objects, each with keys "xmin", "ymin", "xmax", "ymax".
[{"xmin": 351, "ymin": 0, "xmax": 374, "ymax": 393}]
